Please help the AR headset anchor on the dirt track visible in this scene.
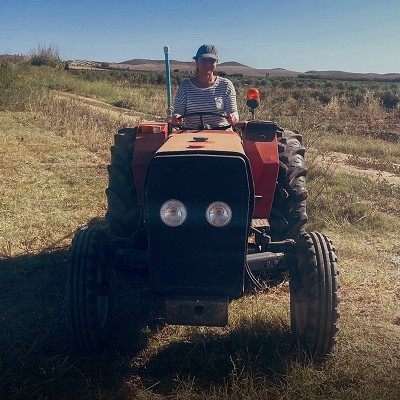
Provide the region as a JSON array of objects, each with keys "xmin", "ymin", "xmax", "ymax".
[
  {"xmin": 56, "ymin": 91, "xmax": 164, "ymax": 122},
  {"xmin": 310, "ymin": 151, "xmax": 400, "ymax": 186},
  {"xmin": 58, "ymin": 91, "xmax": 400, "ymax": 186}
]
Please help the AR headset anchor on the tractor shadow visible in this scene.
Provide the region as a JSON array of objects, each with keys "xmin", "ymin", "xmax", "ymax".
[
  {"xmin": 0, "ymin": 241, "xmax": 161, "ymax": 398},
  {"xmin": 0, "ymin": 226, "xmax": 293, "ymax": 398},
  {"xmin": 136, "ymin": 314, "xmax": 294, "ymax": 394}
]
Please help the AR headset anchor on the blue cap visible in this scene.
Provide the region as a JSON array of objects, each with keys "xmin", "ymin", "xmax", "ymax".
[{"xmin": 193, "ymin": 44, "xmax": 218, "ymax": 61}]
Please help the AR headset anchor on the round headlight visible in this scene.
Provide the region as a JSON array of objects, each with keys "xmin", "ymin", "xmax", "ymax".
[
  {"xmin": 206, "ymin": 202, "xmax": 232, "ymax": 227},
  {"xmin": 160, "ymin": 199, "xmax": 187, "ymax": 227}
]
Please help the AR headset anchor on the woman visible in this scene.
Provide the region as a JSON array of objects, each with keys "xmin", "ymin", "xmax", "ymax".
[{"xmin": 172, "ymin": 44, "xmax": 239, "ymax": 129}]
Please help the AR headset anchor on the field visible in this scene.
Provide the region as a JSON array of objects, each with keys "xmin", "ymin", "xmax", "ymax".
[{"xmin": 0, "ymin": 63, "xmax": 400, "ymax": 399}]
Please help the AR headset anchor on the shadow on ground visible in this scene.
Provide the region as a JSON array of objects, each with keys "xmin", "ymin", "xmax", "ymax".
[
  {"xmin": 0, "ymin": 243, "xmax": 292, "ymax": 399},
  {"xmin": 0, "ymin": 245, "xmax": 162, "ymax": 399},
  {"xmin": 136, "ymin": 321, "xmax": 293, "ymax": 395}
]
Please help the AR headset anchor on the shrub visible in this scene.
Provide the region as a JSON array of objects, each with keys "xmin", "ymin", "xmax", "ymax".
[
  {"xmin": 0, "ymin": 62, "xmax": 48, "ymax": 111},
  {"xmin": 318, "ymin": 92, "xmax": 331, "ymax": 105},
  {"xmin": 29, "ymin": 44, "xmax": 64, "ymax": 69},
  {"xmin": 348, "ymin": 90, "xmax": 365, "ymax": 107},
  {"xmin": 380, "ymin": 90, "xmax": 400, "ymax": 109}
]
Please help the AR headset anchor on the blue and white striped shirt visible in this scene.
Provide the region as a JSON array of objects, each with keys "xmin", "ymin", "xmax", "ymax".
[{"xmin": 173, "ymin": 77, "xmax": 239, "ymax": 128}]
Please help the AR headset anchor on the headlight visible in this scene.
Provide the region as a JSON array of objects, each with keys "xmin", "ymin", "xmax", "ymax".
[
  {"xmin": 160, "ymin": 199, "xmax": 187, "ymax": 227},
  {"xmin": 206, "ymin": 202, "xmax": 232, "ymax": 227}
]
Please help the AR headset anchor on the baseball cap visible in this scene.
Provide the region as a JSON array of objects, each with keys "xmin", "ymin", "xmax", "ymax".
[{"xmin": 193, "ymin": 44, "xmax": 218, "ymax": 61}]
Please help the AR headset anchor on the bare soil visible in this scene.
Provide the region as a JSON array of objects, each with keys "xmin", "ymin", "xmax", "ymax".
[{"xmin": 311, "ymin": 150, "xmax": 400, "ymax": 186}]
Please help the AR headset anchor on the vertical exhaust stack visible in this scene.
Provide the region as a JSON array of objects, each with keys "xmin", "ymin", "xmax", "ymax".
[{"xmin": 164, "ymin": 46, "xmax": 173, "ymax": 119}]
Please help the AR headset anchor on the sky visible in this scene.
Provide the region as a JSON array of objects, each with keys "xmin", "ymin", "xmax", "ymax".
[{"xmin": 0, "ymin": 0, "xmax": 399, "ymax": 74}]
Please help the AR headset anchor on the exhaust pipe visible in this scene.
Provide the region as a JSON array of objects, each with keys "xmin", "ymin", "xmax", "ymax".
[{"xmin": 164, "ymin": 46, "xmax": 173, "ymax": 117}]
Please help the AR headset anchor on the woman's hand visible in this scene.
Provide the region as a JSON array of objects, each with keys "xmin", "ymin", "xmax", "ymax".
[
  {"xmin": 227, "ymin": 113, "xmax": 238, "ymax": 125},
  {"xmin": 172, "ymin": 114, "xmax": 183, "ymax": 126}
]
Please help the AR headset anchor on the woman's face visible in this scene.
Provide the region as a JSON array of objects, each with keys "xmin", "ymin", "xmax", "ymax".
[{"xmin": 197, "ymin": 57, "xmax": 217, "ymax": 74}]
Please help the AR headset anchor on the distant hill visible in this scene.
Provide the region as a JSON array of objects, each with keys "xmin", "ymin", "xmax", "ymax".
[
  {"xmin": 114, "ymin": 58, "xmax": 194, "ymax": 73},
  {"xmin": 219, "ymin": 61, "xmax": 251, "ymax": 67},
  {"xmin": 0, "ymin": 54, "xmax": 27, "ymax": 63},
  {"xmin": 2, "ymin": 53, "xmax": 399, "ymax": 81},
  {"xmin": 117, "ymin": 59, "xmax": 400, "ymax": 80},
  {"xmin": 303, "ymin": 70, "xmax": 400, "ymax": 82},
  {"xmin": 115, "ymin": 58, "xmax": 299, "ymax": 77}
]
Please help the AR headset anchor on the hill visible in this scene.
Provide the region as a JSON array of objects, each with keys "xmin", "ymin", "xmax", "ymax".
[
  {"xmin": 303, "ymin": 70, "xmax": 400, "ymax": 82},
  {"xmin": 114, "ymin": 58, "xmax": 299, "ymax": 77},
  {"xmin": 2, "ymin": 53, "xmax": 399, "ymax": 81},
  {"xmin": 109, "ymin": 59, "xmax": 400, "ymax": 80},
  {"xmin": 0, "ymin": 54, "xmax": 28, "ymax": 63}
]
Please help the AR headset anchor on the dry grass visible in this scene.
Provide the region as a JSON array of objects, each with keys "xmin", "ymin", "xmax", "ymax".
[
  {"xmin": 1, "ymin": 68, "xmax": 400, "ymax": 398},
  {"xmin": 1, "ymin": 111, "xmax": 399, "ymax": 400},
  {"xmin": 0, "ymin": 112, "xmax": 108, "ymax": 257}
]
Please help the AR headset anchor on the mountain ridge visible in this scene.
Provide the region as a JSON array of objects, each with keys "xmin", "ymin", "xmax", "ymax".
[
  {"xmin": 115, "ymin": 59, "xmax": 400, "ymax": 80},
  {"xmin": 1, "ymin": 54, "xmax": 398, "ymax": 81}
]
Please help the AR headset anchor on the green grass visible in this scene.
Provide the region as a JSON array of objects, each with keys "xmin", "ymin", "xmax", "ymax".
[
  {"xmin": 316, "ymin": 132, "xmax": 400, "ymax": 159},
  {"xmin": 306, "ymin": 166, "xmax": 400, "ymax": 232}
]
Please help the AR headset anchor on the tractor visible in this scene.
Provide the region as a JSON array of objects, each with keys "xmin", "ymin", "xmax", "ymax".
[{"xmin": 67, "ymin": 65, "xmax": 340, "ymax": 361}]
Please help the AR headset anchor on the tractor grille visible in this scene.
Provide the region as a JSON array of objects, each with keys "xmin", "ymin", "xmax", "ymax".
[{"xmin": 144, "ymin": 153, "xmax": 253, "ymax": 297}]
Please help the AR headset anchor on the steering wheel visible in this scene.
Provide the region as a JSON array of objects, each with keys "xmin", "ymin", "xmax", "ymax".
[{"xmin": 179, "ymin": 111, "xmax": 231, "ymax": 130}]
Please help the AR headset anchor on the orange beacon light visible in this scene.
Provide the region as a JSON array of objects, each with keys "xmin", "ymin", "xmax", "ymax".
[{"xmin": 246, "ymin": 88, "xmax": 260, "ymax": 120}]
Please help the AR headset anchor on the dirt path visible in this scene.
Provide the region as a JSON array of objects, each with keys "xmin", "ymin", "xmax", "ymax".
[
  {"xmin": 56, "ymin": 91, "xmax": 164, "ymax": 121},
  {"xmin": 57, "ymin": 91, "xmax": 400, "ymax": 186},
  {"xmin": 310, "ymin": 150, "xmax": 400, "ymax": 186}
]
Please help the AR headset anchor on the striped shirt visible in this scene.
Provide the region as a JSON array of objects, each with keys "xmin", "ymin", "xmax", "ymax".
[{"xmin": 173, "ymin": 77, "xmax": 239, "ymax": 128}]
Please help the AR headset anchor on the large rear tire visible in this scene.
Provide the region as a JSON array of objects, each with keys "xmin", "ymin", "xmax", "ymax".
[
  {"xmin": 105, "ymin": 128, "xmax": 142, "ymax": 238},
  {"xmin": 269, "ymin": 129, "xmax": 308, "ymax": 240},
  {"xmin": 290, "ymin": 232, "xmax": 340, "ymax": 361},
  {"xmin": 67, "ymin": 227, "xmax": 113, "ymax": 353}
]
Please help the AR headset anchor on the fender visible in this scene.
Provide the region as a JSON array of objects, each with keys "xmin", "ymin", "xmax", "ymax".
[{"xmin": 242, "ymin": 121, "xmax": 279, "ymax": 219}]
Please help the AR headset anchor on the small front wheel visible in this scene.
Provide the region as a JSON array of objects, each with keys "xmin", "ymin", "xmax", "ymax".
[
  {"xmin": 67, "ymin": 227, "xmax": 114, "ymax": 353},
  {"xmin": 290, "ymin": 232, "xmax": 340, "ymax": 361}
]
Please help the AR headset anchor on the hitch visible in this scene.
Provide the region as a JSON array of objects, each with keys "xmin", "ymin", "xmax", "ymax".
[{"xmin": 165, "ymin": 296, "xmax": 228, "ymax": 327}]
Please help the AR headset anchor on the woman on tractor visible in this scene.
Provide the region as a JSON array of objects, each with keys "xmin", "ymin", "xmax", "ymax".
[{"xmin": 172, "ymin": 44, "xmax": 239, "ymax": 129}]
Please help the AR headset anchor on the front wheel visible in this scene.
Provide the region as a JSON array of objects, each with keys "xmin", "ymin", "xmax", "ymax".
[
  {"xmin": 290, "ymin": 232, "xmax": 340, "ymax": 361},
  {"xmin": 67, "ymin": 227, "xmax": 114, "ymax": 353}
]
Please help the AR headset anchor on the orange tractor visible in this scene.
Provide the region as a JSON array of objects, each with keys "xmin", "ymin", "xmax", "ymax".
[{"xmin": 67, "ymin": 57, "xmax": 340, "ymax": 361}]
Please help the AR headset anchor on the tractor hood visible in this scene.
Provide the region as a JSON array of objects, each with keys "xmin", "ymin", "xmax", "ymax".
[
  {"xmin": 157, "ymin": 131, "xmax": 245, "ymax": 155},
  {"xmin": 143, "ymin": 131, "xmax": 254, "ymax": 298}
]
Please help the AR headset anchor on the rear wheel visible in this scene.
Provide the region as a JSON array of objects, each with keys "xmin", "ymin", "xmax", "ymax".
[
  {"xmin": 105, "ymin": 128, "xmax": 141, "ymax": 237},
  {"xmin": 269, "ymin": 129, "xmax": 308, "ymax": 241},
  {"xmin": 290, "ymin": 232, "xmax": 340, "ymax": 361},
  {"xmin": 67, "ymin": 227, "xmax": 113, "ymax": 353}
]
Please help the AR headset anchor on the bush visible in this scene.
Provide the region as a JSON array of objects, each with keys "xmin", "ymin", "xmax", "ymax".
[
  {"xmin": 318, "ymin": 92, "xmax": 331, "ymax": 105},
  {"xmin": 29, "ymin": 44, "xmax": 64, "ymax": 69},
  {"xmin": 348, "ymin": 90, "xmax": 364, "ymax": 107},
  {"xmin": 0, "ymin": 62, "xmax": 48, "ymax": 111},
  {"xmin": 380, "ymin": 90, "xmax": 400, "ymax": 109}
]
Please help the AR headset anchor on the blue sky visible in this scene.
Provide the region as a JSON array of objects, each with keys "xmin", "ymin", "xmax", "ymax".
[{"xmin": 0, "ymin": 0, "xmax": 399, "ymax": 74}]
